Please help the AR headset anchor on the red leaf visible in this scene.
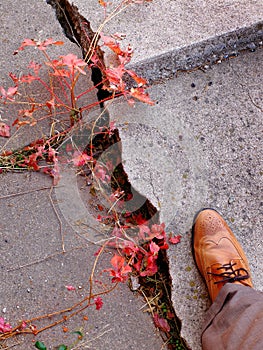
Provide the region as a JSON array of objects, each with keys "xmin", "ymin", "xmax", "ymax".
[
  {"xmin": 150, "ymin": 223, "xmax": 166, "ymax": 240},
  {"xmin": 129, "ymin": 87, "xmax": 154, "ymax": 105},
  {"xmin": 100, "ymin": 33, "xmax": 123, "ymax": 56},
  {"xmin": 53, "ymin": 40, "xmax": 64, "ymax": 46},
  {"xmin": 149, "ymin": 241, "xmax": 160, "ymax": 255},
  {"xmin": 9, "ymin": 72, "xmax": 19, "ymax": 84},
  {"xmin": 126, "ymin": 70, "xmax": 147, "ymax": 87},
  {"xmin": 0, "ymin": 86, "xmax": 18, "ymax": 100},
  {"xmin": 94, "ymin": 297, "xmax": 103, "ymax": 310},
  {"xmin": 65, "ymin": 285, "xmax": 76, "ymax": 291},
  {"xmin": 0, "ymin": 317, "xmax": 12, "ymax": 333},
  {"xmin": 14, "ymin": 38, "xmax": 64, "ymax": 54},
  {"xmin": 105, "ymin": 65, "xmax": 125, "ymax": 91},
  {"xmin": 98, "ymin": 0, "xmax": 107, "ymax": 7},
  {"xmin": 38, "ymin": 38, "xmax": 64, "ymax": 51},
  {"xmin": 111, "ymin": 254, "xmax": 125, "ymax": 270},
  {"xmin": 60, "ymin": 53, "xmax": 87, "ymax": 75},
  {"xmin": 14, "ymin": 38, "xmax": 36, "ymax": 53},
  {"xmin": 153, "ymin": 313, "xmax": 170, "ymax": 332},
  {"xmin": 169, "ymin": 235, "xmax": 181, "ymax": 245},
  {"xmin": 127, "ymin": 213, "xmax": 148, "ymax": 226},
  {"xmin": 97, "ymin": 204, "xmax": 104, "ymax": 211},
  {"xmin": 94, "ymin": 164, "xmax": 110, "ymax": 183},
  {"xmin": 109, "ymin": 254, "xmax": 132, "ymax": 283},
  {"xmin": 71, "ymin": 151, "xmax": 92, "ymax": 167},
  {"xmin": 20, "ymin": 74, "xmax": 38, "ymax": 84},
  {"xmin": 140, "ymin": 254, "xmax": 158, "ymax": 276},
  {"xmin": 139, "ymin": 224, "xmax": 151, "ymax": 240},
  {"xmin": 28, "ymin": 61, "xmax": 42, "ymax": 75},
  {"xmin": 0, "ymin": 122, "xmax": 10, "ymax": 138}
]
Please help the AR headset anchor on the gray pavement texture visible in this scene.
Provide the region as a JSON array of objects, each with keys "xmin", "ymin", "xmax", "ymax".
[
  {"xmin": 0, "ymin": 0, "xmax": 263, "ymax": 350},
  {"xmin": 74, "ymin": 0, "xmax": 263, "ymax": 81},
  {"xmin": 0, "ymin": 173, "xmax": 165, "ymax": 349},
  {"xmin": 108, "ymin": 48, "xmax": 263, "ymax": 349}
]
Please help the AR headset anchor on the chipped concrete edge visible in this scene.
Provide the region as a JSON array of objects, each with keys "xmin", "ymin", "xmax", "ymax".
[{"xmin": 127, "ymin": 21, "xmax": 263, "ymax": 83}]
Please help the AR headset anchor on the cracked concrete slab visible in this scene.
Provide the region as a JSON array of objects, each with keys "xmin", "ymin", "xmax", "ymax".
[
  {"xmin": 73, "ymin": 0, "xmax": 263, "ymax": 81},
  {"xmin": 0, "ymin": 172, "xmax": 165, "ymax": 350},
  {"xmin": 107, "ymin": 48, "xmax": 263, "ymax": 349},
  {"xmin": 1, "ymin": 1, "xmax": 262, "ymax": 349},
  {"xmin": 0, "ymin": 1, "xmax": 165, "ymax": 349}
]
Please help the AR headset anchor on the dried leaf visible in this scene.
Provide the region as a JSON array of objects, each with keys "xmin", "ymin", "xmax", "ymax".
[
  {"xmin": 153, "ymin": 313, "xmax": 170, "ymax": 332},
  {"xmin": 0, "ymin": 122, "xmax": 10, "ymax": 138},
  {"xmin": 130, "ymin": 87, "xmax": 154, "ymax": 105},
  {"xmin": 169, "ymin": 235, "xmax": 181, "ymax": 245}
]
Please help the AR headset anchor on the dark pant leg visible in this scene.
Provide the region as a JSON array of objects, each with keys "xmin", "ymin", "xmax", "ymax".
[{"xmin": 202, "ymin": 283, "xmax": 263, "ymax": 350}]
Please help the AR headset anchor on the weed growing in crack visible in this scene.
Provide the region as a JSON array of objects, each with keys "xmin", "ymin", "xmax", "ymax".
[{"xmin": 0, "ymin": 1, "xmax": 186, "ymax": 349}]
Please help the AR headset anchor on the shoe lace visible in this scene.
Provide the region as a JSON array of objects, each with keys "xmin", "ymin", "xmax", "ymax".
[{"xmin": 208, "ymin": 262, "xmax": 250, "ymax": 284}]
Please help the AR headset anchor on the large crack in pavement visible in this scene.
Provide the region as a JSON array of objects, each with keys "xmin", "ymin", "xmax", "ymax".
[{"xmin": 46, "ymin": 0, "xmax": 188, "ymax": 348}]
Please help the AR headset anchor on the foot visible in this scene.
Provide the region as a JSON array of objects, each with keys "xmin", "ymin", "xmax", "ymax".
[{"xmin": 192, "ymin": 209, "xmax": 253, "ymax": 302}]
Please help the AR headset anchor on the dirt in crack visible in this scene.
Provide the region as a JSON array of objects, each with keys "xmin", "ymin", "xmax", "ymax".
[{"xmin": 47, "ymin": 0, "xmax": 188, "ymax": 348}]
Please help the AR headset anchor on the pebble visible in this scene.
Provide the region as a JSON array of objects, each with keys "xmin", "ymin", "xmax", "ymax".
[
  {"xmin": 228, "ymin": 196, "xmax": 235, "ymax": 204},
  {"xmin": 247, "ymin": 42, "xmax": 256, "ymax": 52},
  {"xmin": 130, "ymin": 275, "xmax": 140, "ymax": 291}
]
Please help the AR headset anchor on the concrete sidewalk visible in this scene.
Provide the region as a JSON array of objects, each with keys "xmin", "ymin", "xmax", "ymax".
[
  {"xmin": 0, "ymin": 172, "xmax": 165, "ymax": 349},
  {"xmin": 0, "ymin": 1, "xmax": 165, "ymax": 349},
  {"xmin": 1, "ymin": 0, "xmax": 262, "ymax": 349},
  {"xmin": 107, "ymin": 47, "xmax": 263, "ymax": 349},
  {"xmin": 74, "ymin": 0, "xmax": 263, "ymax": 81}
]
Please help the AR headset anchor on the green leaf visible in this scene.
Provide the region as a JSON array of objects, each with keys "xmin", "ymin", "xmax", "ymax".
[
  {"xmin": 34, "ymin": 341, "xmax": 47, "ymax": 350},
  {"xmin": 72, "ymin": 330, "xmax": 83, "ymax": 338},
  {"xmin": 57, "ymin": 345, "xmax": 67, "ymax": 350}
]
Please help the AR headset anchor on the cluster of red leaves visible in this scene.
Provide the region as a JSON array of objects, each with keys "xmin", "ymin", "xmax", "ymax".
[
  {"xmin": 106, "ymin": 222, "xmax": 181, "ymax": 282},
  {"xmin": 0, "ymin": 318, "xmax": 12, "ymax": 334},
  {"xmin": 14, "ymin": 38, "xmax": 64, "ymax": 54},
  {"xmin": 46, "ymin": 53, "xmax": 87, "ymax": 78},
  {"xmin": 0, "ymin": 38, "xmax": 90, "ymax": 133},
  {"xmin": 0, "ymin": 138, "xmax": 61, "ymax": 185},
  {"xmin": 103, "ymin": 215, "xmax": 181, "ymax": 336},
  {"xmin": 0, "ymin": 85, "xmax": 18, "ymax": 137},
  {"xmin": 100, "ymin": 33, "xmax": 154, "ymax": 105},
  {"xmin": 108, "ymin": 254, "xmax": 132, "ymax": 283}
]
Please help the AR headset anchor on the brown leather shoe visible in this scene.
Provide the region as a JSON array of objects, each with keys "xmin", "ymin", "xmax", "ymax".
[{"xmin": 192, "ymin": 209, "xmax": 253, "ymax": 302}]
